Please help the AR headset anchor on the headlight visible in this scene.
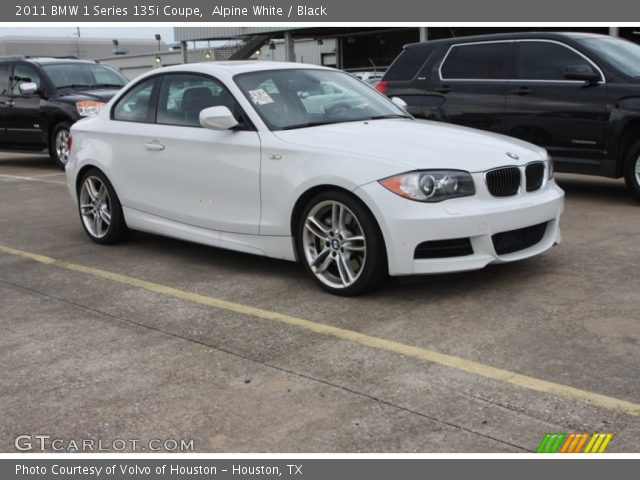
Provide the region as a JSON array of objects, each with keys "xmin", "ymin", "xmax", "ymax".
[
  {"xmin": 76, "ymin": 101, "xmax": 106, "ymax": 117},
  {"xmin": 547, "ymin": 158, "xmax": 554, "ymax": 180},
  {"xmin": 379, "ymin": 170, "xmax": 475, "ymax": 202}
]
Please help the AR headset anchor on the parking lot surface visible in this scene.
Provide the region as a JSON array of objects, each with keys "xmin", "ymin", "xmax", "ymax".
[{"xmin": 1, "ymin": 152, "xmax": 639, "ymax": 452}]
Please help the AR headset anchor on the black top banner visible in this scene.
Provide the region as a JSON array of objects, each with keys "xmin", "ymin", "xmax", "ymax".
[{"xmin": 5, "ymin": 0, "xmax": 640, "ymax": 22}]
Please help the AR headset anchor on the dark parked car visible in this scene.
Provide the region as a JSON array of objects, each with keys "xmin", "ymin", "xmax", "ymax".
[
  {"xmin": 378, "ymin": 32, "xmax": 640, "ymax": 200},
  {"xmin": 0, "ymin": 56, "xmax": 127, "ymax": 168}
]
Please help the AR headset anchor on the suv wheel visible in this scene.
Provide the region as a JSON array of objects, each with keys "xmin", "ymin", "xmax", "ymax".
[
  {"xmin": 297, "ymin": 191, "xmax": 387, "ymax": 296},
  {"xmin": 50, "ymin": 122, "xmax": 71, "ymax": 169},
  {"xmin": 624, "ymin": 139, "xmax": 640, "ymax": 201},
  {"xmin": 78, "ymin": 169, "xmax": 130, "ymax": 244}
]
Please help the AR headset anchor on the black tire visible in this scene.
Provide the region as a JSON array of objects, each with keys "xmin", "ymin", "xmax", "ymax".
[
  {"xmin": 77, "ymin": 168, "xmax": 131, "ymax": 245},
  {"xmin": 296, "ymin": 190, "xmax": 387, "ymax": 296},
  {"xmin": 623, "ymin": 139, "xmax": 640, "ymax": 201},
  {"xmin": 49, "ymin": 121, "xmax": 71, "ymax": 169}
]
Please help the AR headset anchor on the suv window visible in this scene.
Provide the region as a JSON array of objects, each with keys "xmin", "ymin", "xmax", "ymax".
[
  {"xmin": 517, "ymin": 41, "xmax": 600, "ymax": 81},
  {"xmin": 112, "ymin": 78, "xmax": 156, "ymax": 123},
  {"xmin": 12, "ymin": 64, "xmax": 42, "ymax": 95},
  {"xmin": 385, "ymin": 46, "xmax": 435, "ymax": 81},
  {"xmin": 441, "ymin": 42, "xmax": 512, "ymax": 80},
  {"xmin": 0, "ymin": 64, "xmax": 9, "ymax": 95},
  {"xmin": 156, "ymin": 74, "xmax": 237, "ymax": 127}
]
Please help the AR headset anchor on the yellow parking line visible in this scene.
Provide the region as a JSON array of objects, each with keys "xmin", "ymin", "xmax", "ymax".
[{"xmin": 1, "ymin": 242, "xmax": 640, "ymax": 417}]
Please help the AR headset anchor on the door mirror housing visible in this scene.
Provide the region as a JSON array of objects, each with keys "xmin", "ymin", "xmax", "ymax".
[
  {"xmin": 564, "ymin": 65, "xmax": 600, "ymax": 83},
  {"xmin": 19, "ymin": 82, "xmax": 38, "ymax": 95},
  {"xmin": 199, "ymin": 106, "xmax": 239, "ymax": 131},
  {"xmin": 391, "ymin": 96, "xmax": 408, "ymax": 111}
]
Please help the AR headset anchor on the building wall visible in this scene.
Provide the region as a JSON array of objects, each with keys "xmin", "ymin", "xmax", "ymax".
[
  {"xmin": 257, "ymin": 38, "xmax": 337, "ymax": 65},
  {"xmin": 0, "ymin": 36, "xmax": 167, "ymax": 60},
  {"xmin": 174, "ymin": 27, "xmax": 285, "ymax": 41}
]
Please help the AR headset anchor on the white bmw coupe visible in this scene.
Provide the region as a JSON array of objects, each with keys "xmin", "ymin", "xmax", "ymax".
[{"xmin": 66, "ymin": 62, "xmax": 564, "ymax": 295}]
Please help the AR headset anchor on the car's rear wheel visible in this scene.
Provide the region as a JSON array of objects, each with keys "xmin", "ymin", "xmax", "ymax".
[
  {"xmin": 50, "ymin": 121, "xmax": 71, "ymax": 169},
  {"xmin": 297, "ymin": 191, "xmax": 387, "ymax": 296},
  {"xmin": 78, "ymin": 169, "xmax": 130, "ymax": 244},
  {"xmin": 624, "ymin": 140, "xmax": 640, "ymax": 202}
]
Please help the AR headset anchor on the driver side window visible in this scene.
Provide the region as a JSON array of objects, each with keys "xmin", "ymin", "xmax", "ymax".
[
  {"xmin": 156, "ymin": 74, "xmax": 240, "ymax": 128},
  {"xmin": 12, "ymin": 64, "xmax": 42, "ymax": 95}
]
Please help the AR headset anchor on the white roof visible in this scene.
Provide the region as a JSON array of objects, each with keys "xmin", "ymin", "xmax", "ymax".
[{"xmin": 155, "ymin": 60, "xmax": 331, "ymax": 76}]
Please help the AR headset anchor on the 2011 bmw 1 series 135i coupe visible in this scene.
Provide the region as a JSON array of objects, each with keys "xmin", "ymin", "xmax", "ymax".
[{"xmin": 65, "ymin": 61, "xmax": 564, "ymax": 296}]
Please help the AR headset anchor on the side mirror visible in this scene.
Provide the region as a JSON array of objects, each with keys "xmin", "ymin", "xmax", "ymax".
[
  {"xmin": 199, "ymin": 106, "xmax": 239, "ymax": 131},
  {"xmin": 19, "ymin": 82, "xmax": 38, "ymax": 95},
  {"xmin": 564, "ymin": 65, "xmax": 600, "ymax": 83},
  {"xmin": 391, "ymin": 96, "xmax": 408, "ymax": 111}
]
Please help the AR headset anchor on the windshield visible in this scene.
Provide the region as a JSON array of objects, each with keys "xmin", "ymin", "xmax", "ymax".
[
  {"xmin": 234, "ymin": 69, "xmax": 410, "ymax": 130},
  {"xmin": 578, "ymin": 37, "xmax": 640, "ymax": 78},
  {"xmin": 42, "ymin": 63, "xmax": 127, "ymax": 89}
]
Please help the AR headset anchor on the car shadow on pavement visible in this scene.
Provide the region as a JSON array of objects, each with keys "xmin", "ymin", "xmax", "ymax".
[
  {"xmin": 0, "ymin": 154, "xmax": 57, "ymax": 170},
  {"xmin": 555, "ymin": 174, "xmax": 637, "ymax": 206}
]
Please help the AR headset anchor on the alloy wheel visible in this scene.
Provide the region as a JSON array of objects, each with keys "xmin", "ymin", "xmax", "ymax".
[
  {"xmin": 55, "ymin": 128, "xmax": 70, "ymax": 165},
  {"xmin": 79, "ymin": 176, "xmax": 112, "ymax": 239},
  {"xmin": 302, "ymin": 200, "xmax": 367, "ymax": 289}
]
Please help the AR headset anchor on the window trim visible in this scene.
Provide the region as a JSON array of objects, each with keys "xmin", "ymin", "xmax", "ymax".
[
  {"xmin": 110, "ymin": 71, "xmax": 255, "ymax": 130},
  {"xmin": 438, "ymin": 39, "xmax": 606, "ymax": 84}
]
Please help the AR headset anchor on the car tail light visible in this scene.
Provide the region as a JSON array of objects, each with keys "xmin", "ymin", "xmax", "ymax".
[
  {"xmin": 375, "ymin": 80, "xmax": 388, "ymax": 94},
  {"xmin": 67, "ymin": 133, "xmax": 73, "ymax": 152}
]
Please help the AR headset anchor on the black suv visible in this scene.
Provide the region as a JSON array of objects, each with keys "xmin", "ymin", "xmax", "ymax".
[
  {"xmin": 378, "ymin": 32, "xmax": 640, "ymax": 200},
  {"xmin": 0, "ymin": 56, "xmax": 127, "ymax": 168}
]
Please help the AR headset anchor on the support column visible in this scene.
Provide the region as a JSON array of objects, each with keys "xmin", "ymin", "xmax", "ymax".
[
  {"xmin": 284, "ymin": 32, "xmax": 295, "ymax": 62},
  {"xmin": 609, "ymin": 27, "xmax": 619, "ymax": 37},
  {"xmin": 419, "ymin": 27, "xmax": 429, "ymax": 42},
  {"xmin": 181, "ymin": 41, "xmax": 188, "ymax": 64}
]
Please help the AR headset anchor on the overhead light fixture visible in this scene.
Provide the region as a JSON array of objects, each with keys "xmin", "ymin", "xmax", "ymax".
[
  {"xmin": 317, "ymin": 38, "xmax": 324, "ymax": 45},
  {"xmin": 255, "ymin": 50, "xmax": 261, "ymax": 56}
]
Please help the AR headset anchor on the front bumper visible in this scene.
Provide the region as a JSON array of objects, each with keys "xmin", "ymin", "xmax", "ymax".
[{"xmin": 355, "ymin": 178, "xmax": 564, "ymax": 276}]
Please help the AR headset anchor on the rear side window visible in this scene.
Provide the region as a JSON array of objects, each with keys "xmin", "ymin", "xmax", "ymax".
[
  {"xmin": 441, "ymin": 42, "xmax": 512, "ymax": 80},
  {"xmin": 112, "ymin": 78, "xmax": 156, "ymax": 123},
  {"xmin": 517, "ymin": 41, "xmax": 600, "ymax": 81},
  {"xmin": 385, "ymin": 46, "xmax": 435, "ymax": 81},
  {"xmin": 0, "ymin": 64, "xmax": 9, "ymax": 95}
]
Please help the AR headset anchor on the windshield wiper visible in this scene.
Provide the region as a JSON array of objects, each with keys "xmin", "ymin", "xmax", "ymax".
[
  {"xmin": 368, "ymin": 114, "xmax": 412, "ymax": 120},
  {"xmin": 86, "ymin": 83, "xmax": 124, "ymax": 89},
  {"xmin": 56, "ymin": 84, "xmax": 91, "ymax": 90},
  {"xmin": 279, "ymin": 120, "xmax": 346, "ymax": 130}
]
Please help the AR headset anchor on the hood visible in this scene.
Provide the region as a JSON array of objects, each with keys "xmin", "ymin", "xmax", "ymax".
[
  {"xmin": 273, "ymin": 118, "xmax": 548, "ymax": 172},
  {"xmin": 56, "ymin": 88, "xmax": 121, "ymax": 103}
]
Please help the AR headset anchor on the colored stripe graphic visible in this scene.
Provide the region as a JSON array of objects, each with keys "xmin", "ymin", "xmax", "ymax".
[{"xmin": 538, "ymin": 433, "xmax": 612, "ymax": 453}]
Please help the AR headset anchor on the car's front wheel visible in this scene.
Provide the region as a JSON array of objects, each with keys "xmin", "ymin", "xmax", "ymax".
[
  {"xmin": 78, "ymin": 169, "xmax": 130, "ymax": 244},
  {"xmin": 297, "ymin": 191, "xmax": 387, "ymax": 296},
  {"xmin": 624, "ymin": 139, "xmax": 640, "ymax": 201},
  {"xmin": 50, "ymin": 121, "xmax": 71, "ymax": 169}
]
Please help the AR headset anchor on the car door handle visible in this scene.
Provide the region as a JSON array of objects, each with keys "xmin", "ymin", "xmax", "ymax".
[
  {"xmin": 144, "ymin": 141, "xmax": 165, "ymax": 151},
  {"xmin": 511, "ymin": 87, "xmax": 532, "ymax": 95},
  {"xmin": 435, "ymin": 86, "xmax": 451, "ymax": 94}
]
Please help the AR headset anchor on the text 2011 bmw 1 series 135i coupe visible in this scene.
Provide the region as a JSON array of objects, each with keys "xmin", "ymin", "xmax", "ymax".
[{"xmin": 65, "ymin": 61, "xmax": 564, "ymax": 295}]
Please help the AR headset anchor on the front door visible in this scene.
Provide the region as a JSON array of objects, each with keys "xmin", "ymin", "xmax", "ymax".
[
  {"xmin": 507, "ymin": 40, "xmax": 607, "ymax": 171},
  {"xmin": 109, "ymin": 73, "xmax": 261, "ymax": 234},
  {"xmin": 4, "ymin": 63, "xmax": 46, "ymax": 148},
  {"xmin": 0, "ymin": 64, "xmax": 11, "ymax": 146}
]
